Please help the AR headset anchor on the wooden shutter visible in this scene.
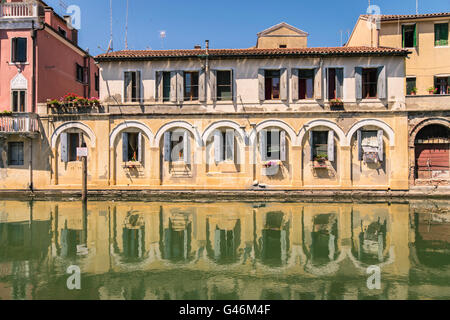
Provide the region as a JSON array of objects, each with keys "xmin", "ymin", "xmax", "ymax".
[
  {"xmin": 280, "ymin": 130, "xmax": 286, "ymax": 162},
  {"xmin": 335, "ymin": 68, "xmax": 344, "ymax": 99},
  {"xmin": 258, "ymin": 69, "xmax": 265, "ymax": 101},
  {"xmin": 225, "ymin": 130, "xmax": 235, "ymax": 161},
  {"xmin": 177, "ymin": 71, "xmax": 184, "ymax": 104},
  {"xmin": 413, "ymin": 24, "xmax": 417, "ymax": 47},
  {"xmin": 314, "ymin": 67, "xmax": 323, "ymax": 100},
  {"xmin": 357, "ymin": 130, "xmax": 363, "ymax": 161},
  {"xmin": 230, "ymin": 69, "xmax": 234, "ymax": 101},
  {"xmin": 135, "ymin": 71, "xmax": 141, "ymax": 103},
  {"xmin": 170, "ymin": 71, "xmax": 177, "ymax": 102},
  {"xmin": 309, "ymin": 132, "xmax": 314, "ymax": 161},
  {"xmin": 210, "ymin": 70, "xmax": 217, "ymax": 101},
  {"xmin": 60, "ymin": 132, "xmax": 68, "ymax": 163},
  {"xmin": 402, "ymin": 25, "xmax": 406, "ymax": 48},
  {"xmin": 377, "ymin": 130, "xmax": 384, "ymax": 162},
  {"xmin": 124, "ymin": 72, "xmax": 132, "ymax": 102},
  {"xmin": 122, "ymin": 132, "xmax": 128, "ymax": 162},
  {"xmin": 199, "ymin": 69, "xmax": 206, "ymax": 102},
  {"xmin": 355, "ymin": 67, "xmax": 363, "ymax": 100},
  {"xmin": 259, "ymin": 130, "xmax": 267, "ymax": 161},
  {"xmin": 377, "ymin": 66, "xmax": 387, "ymax": 100},
  {"xmin": 163, "ymin": 131, "xmax": 171, "ymax": 162},
  {"xmin": 280, "ymin": 68, "xmax": 288, "ymax": 101},
  {"xmin": 328, "ymin": 130, "xmax": 335, "ymax": 162},
  {"xmin": 155, "ymin": 71, "xmax": 163, "ymax": 102},
  {"xmin": 214, "ymin": 130, "xmax": 222, "ymax": 162},
  {"xmin": 183, "ymin": 130, "xmax": 190, "ymax": 163},
  {"xmin": 291, "ymin": 69, "xmax": 299, "ymax": 101},
  {"xmin": 138, "ymin": 132, "xmax": 143, "ymax": 162}
]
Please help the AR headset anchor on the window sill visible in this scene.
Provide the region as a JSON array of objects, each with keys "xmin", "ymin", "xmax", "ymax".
[
  {"xmin": 434, "ymin": 45, "xmax": 449, "ymax": 48},
  {"xmin": 8, "ymin": 62, "xmax": 29, "ymax": 66}
]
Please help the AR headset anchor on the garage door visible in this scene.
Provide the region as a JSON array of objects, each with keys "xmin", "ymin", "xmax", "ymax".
[{"xmin": 415, "ymin": 144, "xmax": 449, "ymax": 179}]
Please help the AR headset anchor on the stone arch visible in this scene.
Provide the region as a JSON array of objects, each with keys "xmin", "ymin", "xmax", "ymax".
[
  {"xmin": 51, "ymin": 122, "xmax": 96, "ymax": 149},
  {"xmin": 110, "ymin": 121, "xmax": 154, "ymax": 147},
  {"xmin": 409, "ymin": 118, "xmax": 450, "ymax": 146},
  {"xmin": 298, "ymin": 119, "xmax": 346, "ymax": 146},
  {"xmin": 346, "ymin": 119, "xmax": 395, "ymax": 147},
  {"xmin": 153, "ymin": 121, "xmax": 202, "ymax": 147},
  {"xmin": 202, "ymin": 120, "xmax": 247, "ymax": 145},
  {"xmin": 249, "ymin": 120, "xmax": 298, "ymax": 146}
]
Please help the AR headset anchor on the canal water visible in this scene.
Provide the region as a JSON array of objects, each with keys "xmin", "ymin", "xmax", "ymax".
[{"xmin": 0, "ymin": 200, "xmax": 449, "ymax": 300}]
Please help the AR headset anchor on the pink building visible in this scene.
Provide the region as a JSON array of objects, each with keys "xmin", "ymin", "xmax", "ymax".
[{"xmin": 0, "ymin": 0, "xmax": 98, "ymax": 113}]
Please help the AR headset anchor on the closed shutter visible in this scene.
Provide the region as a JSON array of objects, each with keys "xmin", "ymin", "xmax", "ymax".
[
  {"xmin": 355, "ymin": 67, "xmax": 363, "ymax": 100},
  {"xmin": 122, "ymin": 132, "xmax": 128, "ymax": 162},
  {"xmin": 177, "ymin": 71, "xmax": 184, "ymax": 104},
  {"xmin": 138, "ymin": 132, "xmax": 143, "ymax": 162},
  {"xmin": 210, "ymin": 70, "xmax": 217, "ymax": 101},
  {"xmin": 313, "ymin": 67, "xmax": 323, "ymax": 100},
  {"xmin": 214, "ymin": 130, "xmax": 223, "ymax": 162},
  {"xmin": 259, "ymin": 130, "xmax": 267, "ymax": 161},
  {"xmin": 377, "ymin": 130, "xmax": 384, "ymax": 162},
  {"xmin": 377, "ymin": 66, "xmax": 387, "ymax": 100},
  {"xmin": 199, "ymin": 69, "xmax": 206, "ymax": 102},
  {"xmin": 357, "ymin": 130, "xmax": 363, "ymax": 161},
  {"xmin": 325, "ymin": 68, "xmax": 330, "ymax": 100},
  {"xmin": 230, "ymin": 69, "xmax": 234, "ymax": 101},
  {"xmin": 225, "ymin": 130, "xmax": 235, "ymax": 161},
  {"xmin": 280, "ymin": 130, "xmax": 286, "ymax": 161},
  {"xmin": 163, "ymin": 131, "xmax": 171, "ymax": 162},
  {"xmin": 335, "ymin": 68, "xmax": 344, "ymax": 99},
  {"xmin": 280, "ymin": 68, "xmax": 288, "ymax": 101},
  {"xmin": 60, "ymin": 132, "xmax": 68, "ymax": 163},
  {"xmin": 328, "ymin": 130, "xmax": 335, "ymax": 162},
  {"xmin": 170, "ymin": 71, "xmax": 177, "ymax": 102},
  {"xmin": 124, "ymin": 72, "xmax": 132, "ymax": 102},
  {"xmin": 309, "ymin": 132, "xmax": 314, "ymax": 161},
  {"xmin": 402, "ymin": 25, "xmax": 406, "ymax": 48},
  {"xmin": 183, "ymin": 130, "xmax": 190, "ymax": 163},
  {"xmin": 413, "ymin": 24, "xmax": 417, "ymax": 47},
  {"xmin": 291, "ymin": 69, "xmax": 299, "ymax": 101},
  {"xmin": 258, "ymin": 69, "xmax": 265, "ymax": 101},
  {"xmin": 155, "ymin": 71, "xmax": 163, "ymax": 102},
  {"xmin": 135, "ymin": 71, "xmax": 141, "ymax": 103}
]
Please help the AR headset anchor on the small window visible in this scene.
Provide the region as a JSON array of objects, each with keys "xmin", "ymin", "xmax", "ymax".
[
  {"xmin": 8, "ymin": 142, "xmax": 24, "ymax": 166},
  {"xmin": 299, "ymin": 69, "xmax": 314, "ymax": 99},
  {"xmin": 68, "ymin": 133, "xmax": 81, "ymax": 162},
  {"xmin": 11, "ymin": 38, "xmax": 27, "ymax": 63},
  {"xmin": 95, "ymin": 73, "xmax": 99, "ymax": 92},
  {"xmin": 12, "ymin": 90, "xmax": 26, "ymax": 112},
  {"xmin": 362, "ymin": 68, "xmax": 378, "ymax": 99},
  {"xmin": 312, "ymin": 131, "xmax": 328, "ymax": 159},
  {"xmin": 215, "ymin": 130, "xmax": 235, "ymax": 162},
  {"xmin": 279, "ymin": 44, "xmax": 287, "ymax": 48},
  {"xmin": 124, "ymin": 71, "xmax": 141, "ymax": 102},
  {"xmin": 162, "ymin": 72, "xmax": 171, "ymax": 102},
  {"xmin": 435, "ymin": 77, "xmax": 450, "ymax": 95},
  {"xmin": 217, "ymin": 70, "xmax": 232, "ymax": 101},
  {"xmin": 125, "ymin": 133, "xmax": 139, "ymax": 162},
  {"xmin": 184, "ymin": 71, "xmax": 199, "ymax": 101},
  {"xmin": 265, "ymin": 70, "xmax": 281, "ymax": 100},
  {"xmin": 266, "ymin": 130, "xmax": 281, "ymax": 160},
  {"xmin": 327, "ymin": 68, "xmax": 343, "ymax": 100},
  {"xmin": 435, "ymin": 23, "xmax": 449, "ymax": 46},
  {"xmin": 406, "ymin": 77, "xmax": 416, "ymax": 95},
  {"xmin": 402, "ymin": 25, "xmax": 416, "ymax": 48},
  {"xmin": 58, "ymin": 27, "xmax": 67, "ymax": 38},
  {"xmin": 76, "ymin": 64, "xmax": 85, "ymax": 83}
]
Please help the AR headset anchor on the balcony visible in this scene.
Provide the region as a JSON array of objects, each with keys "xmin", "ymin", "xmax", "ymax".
[
  {"xmin": 0, "ymin": 113, "xmax": 40, "ymax": 138},
  {"xmin": 0, "ymin": 1, "xmax": 43, "ymax": 26}
]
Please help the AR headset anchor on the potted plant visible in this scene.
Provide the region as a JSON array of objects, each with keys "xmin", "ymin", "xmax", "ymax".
[
  {"xmin": 410, "ymin": 87, "xmax": 417, "ymax": 95},
  {"xmin": 329, "ymin": 98, "xmax": 344, "ymax": 108},
  {"xmin": 428, "ymin": 86, "xmax": 437, "ymax": 94},
  {"xmin": 1, "ymin": 110, "xmax": 13, "ymax": 116},
  {"xmin": 313, "ymin": 153, "xmax": 328, "ymax": 168}
]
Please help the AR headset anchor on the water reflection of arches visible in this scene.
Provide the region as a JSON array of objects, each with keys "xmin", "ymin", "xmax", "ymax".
[
  {"xmin": 161, "ymin": 210, "xmax": 193, "ymax": 263},
  {"xmin": 206, "ymin": 217, "xmax": 241, "ymax": 264}
]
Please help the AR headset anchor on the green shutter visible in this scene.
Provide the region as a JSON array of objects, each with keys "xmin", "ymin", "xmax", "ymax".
[
  {"xmin": 413, "ymin": 24, "xmax": 417, "ymax": 47},
  {"xmin": 402, "ymin": 25, "xmax": 406, "ymax": 48}
]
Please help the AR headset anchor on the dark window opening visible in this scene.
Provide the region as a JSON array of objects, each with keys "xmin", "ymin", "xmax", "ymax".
[
  {"xmin": 126, "ymin": 133, "xmax": 139, "ymax": 162},
  {"xmin": 217, "ymin": 70, "xmax": 232, "ymax": 101},
  {"xmin": 327, "ymin": 68, "xmax": 336, "ymax": 99},
  {"xmin": 8, "ymin": 142, "xmax": 24, "ymax": 166},
  {"xmin": 12, "ymin": 38, "xmax": 27, "ymax": 63},
  {"xmin": 68, "ymin": 133, "xmax": 81, "ymax": 162},
  {"xmin": 76, "ymin": 64, "xmax": 85, "ymax": 83},
  {"xmin": 58, "ymin": 27, "xmax": 67, "ymax": 38},
  {"xmin": 435, "ymin": 77, "xmax": 449, "ymax": 95},
  {"xmin": 162, "ymin": 72, "xmax": 171, "ymax": 102},
  {"xmin": 124, "ymin": 71, "xmax": 140, "ymax": 102},
  {"xmin": 299, "ymin": 69, "xmax": 314, "ymax": 99},
  {"xmin": 313, "ymin": 131, "xmax": 328, "ymax": 159},
  {"xmin": 95, "ymin": 73, "xmax": 99, "ymax": 92},
  {"xmin": 362, "ymin": 68, "xmax": 378, "ymax": 99},
  {"xmin": 435, "ymin": 23, "xmax": 449, "ymax": 46},
  {"xmin": 402, "ymin": 25, "xmax": 416, "ymax": 48},
  {"xmin": 12, "ymin": 90, "xmax": 26, "ymax": 112},
  {"xmin": 406, "ymin": 77, "xmax": 416, "ymax": 95},
  {"xmin": 279, "ymin": 44, "xmax": 287, "ymax": 48},
  {"xmin": 415, "ymin": 125, "xmax": 450, "ymax": 144},
  {"xmin": 184, "ymin": 72, "xmax": 199, "ymax": 101},
  {"xmin": 266, "ymin": 130, "xmax": 281, "ymax": 160},
  {"xmin": 265, "ymin": 70, "xmax": 280, "ymax": 100}
]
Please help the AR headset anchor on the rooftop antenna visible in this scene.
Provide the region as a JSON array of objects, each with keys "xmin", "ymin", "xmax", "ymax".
[
  {"xmin": 340, "ymin": 30, "xmax": 343, "ymax": 46},
  {"xmin": 107, "ymin": 0, "xmax": 113, "ymax": 53},
  {"xmin": 58, "ymin": 0, "xmax": 68, "ymax": 13},
  {"xmin": 160, "ymin": 30, "xmax": 166, "ymax": 49},
  {"xmin": 125, "ymin": 0, "xmax": 129, "ymax": 50},
  {"xmin": 416, "ymin": 0, "xmax": 419, "ymax": 15}
]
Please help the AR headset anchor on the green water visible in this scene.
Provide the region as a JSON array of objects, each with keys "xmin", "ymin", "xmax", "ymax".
[{"xmin": 0, "ymin": 200, "xmax": 449, "ymax": 300}]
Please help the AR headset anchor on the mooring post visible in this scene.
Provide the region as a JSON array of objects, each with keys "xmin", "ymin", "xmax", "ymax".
[{"xmin": 82, "ymin": 155, "xmax": 87, "ymax": 202}]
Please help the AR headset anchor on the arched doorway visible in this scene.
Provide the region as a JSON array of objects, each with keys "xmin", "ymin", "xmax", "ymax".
[{"xmin": 414, "ymin": 124, "xmax": 450, "ymax": 184}]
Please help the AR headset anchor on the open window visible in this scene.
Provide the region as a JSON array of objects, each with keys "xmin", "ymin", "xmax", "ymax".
[
  {"xmin": 310, "ymin": 131, "xmax": 335, "ymax": 162},
  {"xmin": 11, "ymin": 90, "xmax": 26, "ymax": 112},
  {"xmin": 299, "ymin": 69, "xmax": 314, "ymax": 100},
  {"xmin": 258, "ymin": 69, "xmax": 287, "ymax": 101},
  {"xmin": 124, "ymin": 71, "xmax": 141, "ymax": 102},
  {"xmin": 435, "ymin": 23, "xmax": 448, "ymax": 47},
  {"xmin": 213, "ymin": 129, "xmax": 235, "ymax": 163},
  {"xmin": 402, "ymin": 24, "xmax": 417, "ymax": 48},
  {"xmin": 216, "ymin": 70, "xmax": 233, "ymax": 101},
  {"xmin": 122, "ymin": 132, "xmax": 143, "ymax": 162},
  {"xmin": 163, "ymin": 130, "xmax": 190, "ymax": 163},
  {"xmin": 184, "ymin": 71, "xmax": 199, "ymax": 101},
  {"xmin": 355, "ymin": 66, "xmax": 386, "ymax": 100},
  {"xmin": 357, "ymin": 130, "xmax": 384, "ymax": 163},
  {"xmin": 264, "ymin": 70, "xmax": 281, "ymax": 100},
  {"xmin": 8, "ymin": 142, "xmax": 24, "ymax": 166},
  {"xmin": 60, "ymin": 132, "xmax": 82, "ymax": 163},
  {"xmin": 406, "ymin": 77, "xmax": 417, "ymax": 95},
  {"xmin": 259, "ymin": 129, "xmax": 286, "ymax": 161},
  {"xmin": 435, "ymin": 76, "xmax": 450, "ymax": 95},
  {"xmin": 362, "ymin": 68, "xmax": 378, "ymax": 99},
  {"xmin": 326, "ymin": 68, "xmax": 343, "ymax": 100}
]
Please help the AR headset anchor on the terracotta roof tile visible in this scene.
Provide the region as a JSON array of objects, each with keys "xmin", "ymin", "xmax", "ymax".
[
  {"xmin": 96, "ymin": 47, "xmax": 409, "ymax": 60},
  {"xmin": 361, "ymin": 12, "xmax": 450, "ymax": 21}
]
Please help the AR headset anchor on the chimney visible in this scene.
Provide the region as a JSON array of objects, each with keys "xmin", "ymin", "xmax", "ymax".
[
  {"xmin": 194, "ymin": 44, "xmax": 201, "ymax": 49},
  {"xmin": 63, "ymin": 15, "xmax": 73, "ymax": 29}
]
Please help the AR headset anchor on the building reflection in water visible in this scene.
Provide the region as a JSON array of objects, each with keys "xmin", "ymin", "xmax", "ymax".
[{"xmin": 0, "ymin": 200, "xmax": 448, "ymax": 300}]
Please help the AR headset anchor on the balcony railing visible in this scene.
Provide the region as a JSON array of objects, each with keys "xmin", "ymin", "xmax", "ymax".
[
  {"xmin": 0, "ymin": 113, "xmax": 39, "ymax": 134},
  {"xmin": 0, "ymin": 1, "xmax": 40, "ymax": 19}
]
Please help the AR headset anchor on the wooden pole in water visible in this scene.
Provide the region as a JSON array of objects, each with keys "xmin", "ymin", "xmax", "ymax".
[{"xmin": 82, "ymin": 155, "xmax": 87, "ymax": 202}]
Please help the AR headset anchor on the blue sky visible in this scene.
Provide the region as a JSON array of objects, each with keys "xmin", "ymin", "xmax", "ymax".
[{"xmin": 45, "ymin": 0, "xmax": 450, "ymax": 56}]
